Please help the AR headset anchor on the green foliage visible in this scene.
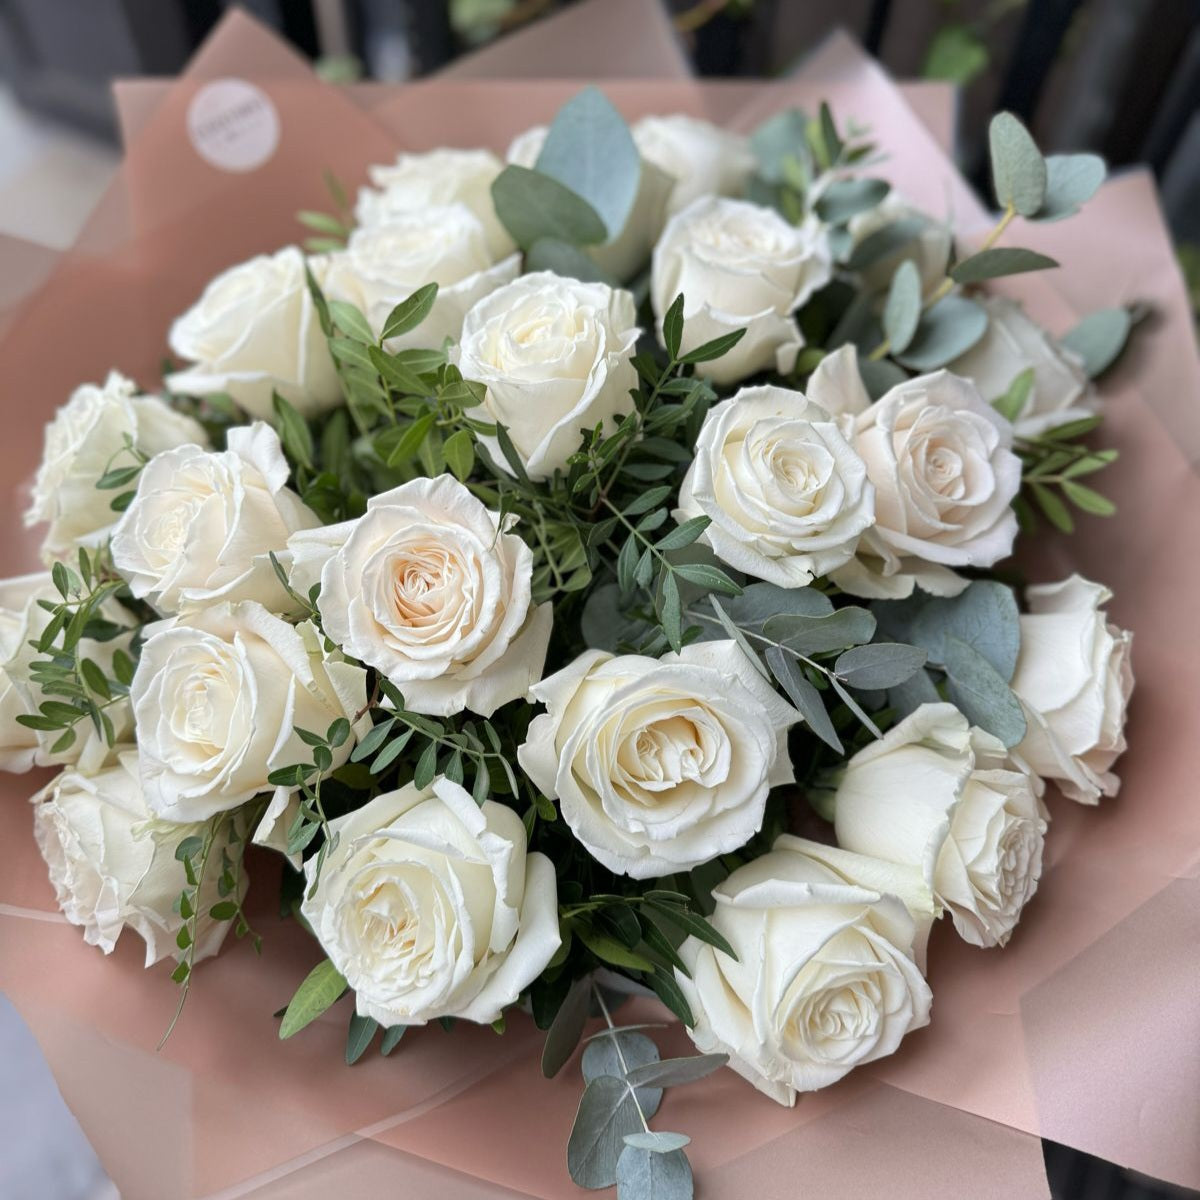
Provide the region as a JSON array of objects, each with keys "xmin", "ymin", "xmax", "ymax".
[
  {"xmin": 1016, "ymin": 417, "xmax": 1119, "ymax": 533},
  {"xmin": 565, "ymin": 981, "xmax": 723, "ymax": 1196},
  {"xmin": 279, "ymin": 958, "xmax": 348, "ymax": 1039}
]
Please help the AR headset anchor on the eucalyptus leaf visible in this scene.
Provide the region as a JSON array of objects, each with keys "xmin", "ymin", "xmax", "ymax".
[
  {"xmin": 568, "ymin": 1075, "xmax": 644, "ymax": 1189},
  {"xmin": 720, "ymin": 582, "xmax": 832, "ymax": 628},
  {"xmin": 624, "ymin": 1132, "xmax": 691, "ymax": 1153},
  {"xmin": 615, "ymin": 1145, "xmax": 694, "ymax": 1200},
  {"xmin": 857, "ymin": 356, "xmax": 909, "ymax": 400},
  {"xmin": 750, "ymin": 108, "xmax": 809, "ymax": 184},
  {"xmin": 883, "ymin": 259, "xmax": 921, "ymax": 355},
  {"xmin": 1034, "ymin": 153, "xmax": 1106, "ymax": 222},
  {"xmin": 582, "ymin": 1032, "xmax": 663, "ymax": 1119},
  {"xmin": 895, "ymin": 294, "xmax": 988, "ymax": 370},
  {"xmin": 873, "ymin": 580, "xmax": 1020, "ymax": 680},
  {"xmin": 624, "ymin": 1054, "xmax": 728, "ymax": 1089},
  {"xmin": 765, "ymin": 647, "xmax": 843, "ymax": 754},
  {"xmin": 526, "ymin": 237, "xmax": 614, "ymax": 283},
  {"xmin": 535, "ymin": 86, "xmax": 641, "ymax": 241},
  {"xmin": 887, "ymin": 667, "xmax": 942, "ymax": 719},
  {"xmin": 815, "ymin": 178, "xmax": 890, "ymax": 225},
  {"xmin": 762, "ymin": 607, "xmax": 876, "ymax": 656},
  {"xmin": 1061, "ymin": 307, "xmax": 1131, "ymax": 378},
  {"xmin": 834, "ymin": 642, "xmax": 927, "ymax": 690},
  {"xmin": 943, "ymin": 636, "xmax": 1027, "ymax": 747},
  {"xmin": 988, "ymin": 112, "xmax": 1047, "ymax": 216},
  {"xmin": 950, "ymin": 247, "xmax": 1058, "ymax": 284},
  {"xmin": 492, "ymin": 165, "xmax": 607, "ymax": 249},
  {"xmin": 846, "ymin": 217, "xmax": 926, "ymax": 273},
  {"xmin": 542, "ymin": 976, "xmax": 592, "ymax": 1078}
]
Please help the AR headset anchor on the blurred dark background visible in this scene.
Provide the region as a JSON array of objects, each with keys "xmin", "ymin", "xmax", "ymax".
[{"xmin": 0, "ymin": 2, "xmax": 1197, "ymax": 1198}]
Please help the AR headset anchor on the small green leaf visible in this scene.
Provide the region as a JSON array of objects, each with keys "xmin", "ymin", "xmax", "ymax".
[
  {"xmin": 278, "ymin": 959, "xmax": 347, "ymax": 1039},
  {"xmin": 380, "ymin": 283, "xmax": 439, "ymax": 342},
  {"xmin": 272, "ymin": 392, "xmax": 314, "ymax": 471},
  {"xmin": 578, "ymin": 927, "xmax": 655, "ymax": 972},
  {"xmin": 989, "ymin": 111, "xmax": 1047, "ymax": 216},
  {"xmin": 655, "ymin": 516, "xmax": 710, "ymax": 553},
  {"xmin": 541, "ymin": 976, "xmax": 591, "ymax": 1078},
  {"xmin": 443, "ymin": 429, "xmax": 475, "ymax": 481},
  {"xmin": 1061, "ymin": 308, "xmax": 1131, "ymax": 378},
  {"xmin": 345, "ymin": 1013, "xmax": 379, "ymax": 1065},
  {"xmin": 328, "ymin": 299, "xmax": 374, "ymax": 343},
  {"xmin": 942, "ymin": 635, "xmax": 1027, "ymax": 747},
  {"xmin": 413, "ymin": 740, "xmax": 439, "ymax": 790},
  {"xmin": 883, "ymin": 259, "xmax": 921, "ymax": 355},
  {"xmin": 834, "ymin": 643, "xmax": 927, "ymax": 690},
  {"xmin": 1034, "ymin": 153, "xmax": 1106, "ymax": 222},
  {"xmin": 679, "ymin": 327, "xmax": 747, "ymax": 366},
  {"xmin": 766, "ymin": 646, "xmax": 843, "ymax": 754},
  {"xmin": 624, "ymin": 1053, "xmax": 727, "ymax": 1089},
  {"xmin": 950, "ymin": 247, "xmax": 1059, "ymax": 284},
  {"xmin": 208, "ymin": 901, "xmax": 238, "ymax": 921},
  {"xmin": 894, "ymin": 294, "xmax": 989, "ymax": 371},
  {"xmin": 814, "ymin": 177, "xmax": 890, "ymax": 225},
  {"xmin": 993, "ymin": 367, "xmax": 1035, "ymax": 423},
  {"xmin": 492, "ymin": 165, "xmax": 607, "ymax": 250},
  {"xmin": 381, "ymin": 1025, "xmax": 407, "ymax": 1055},
  {"xmin": 1062, "ymin": 480, "xmax": 1116, "ymax": 516},
  {"xmin": 662, "ymin": 294, "xmax": 685, "ymax": 360}
]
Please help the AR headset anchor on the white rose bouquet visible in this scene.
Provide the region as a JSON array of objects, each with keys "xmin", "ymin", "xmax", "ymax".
[{"xmin": 7, "ymin": 88, "xmax": 1137, "ymax": 1199}]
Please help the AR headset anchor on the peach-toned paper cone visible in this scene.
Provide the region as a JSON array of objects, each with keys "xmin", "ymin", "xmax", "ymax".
[{"xmin": 2, "ymin": 9, "xmax": 1197, "ymax": 1200}]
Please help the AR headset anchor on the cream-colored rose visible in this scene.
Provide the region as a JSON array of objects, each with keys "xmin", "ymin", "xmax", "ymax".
[
  {"xmin": 805, "ymin": 344, "xmax": 873, "ymax": 419},
  {"xmin": 111, "ymin": 423, "xmax": 318, "ymax": 616},
  {"xmin": 948, "ymin": 296, "xmax": 1094, "ymax": 438},
  {"xmin": 324, "ymin": 205, "xmax": 520, "ymax": 351},
  {"xmin": 848, "ymin": 192, "xmax": 952, "ymax": 297},
  {"xmin": 356, "ymin": 148, "xmax": 515, "ymax": 262},
  {"xmin": 835, "ymin": 703, "xmax": 1047, "ymax": 948},
  {"xmin": 457, "ymin": 272, "xmax": 639, "ymax": 480},
  {"xmin": 518, "ymin": 641, "xmax": 800, "ymax": 879},
  {"xmin": 1010, "ymin": 575, "xmax": 1133, "ymax": 804},
  {"xmin": 833, "ymin": 370, "xmax": 1021, "ymax": 599},
  {"xmin": 25, "ymin": 371, "xmax": 207, "ymax": 560},
  {"xmin": 675, "ymin": 384, "xmax": 874, "ymax": 586},
  {"xmin": 167, "ymin": 246, "xmax": 340, "ymax": 421},
  {"xmin": 290, "ymin": 475, "xmax": 551, "ymax": 718},
  {"xmin": 0, "ymin": 573, "xmax": 133, "ymax": 775},
  {"xmin": 676, "ymin": 836, "xmax": 933, "ymax": 1104},
  {"xmin": 651, "ymin": 197, "xmax": 832, "ymax": 386},
  {"xmin": 301, "ymin": 776, "xmax": 560, "ymax": 1027},
  {"xmin": 132, "ymin": 602, "xmax": 367, "ymax": 822},
  {"xmin": 32, "ymin": 753, "xmax": 244, "ymax": 966},
  {"xmin": 506, "ymin": 126, "xmax": 673, "ymax": 282},
  {"xmin": 633, "ymin": 114, "xmax": 756, "ymax": 216}
]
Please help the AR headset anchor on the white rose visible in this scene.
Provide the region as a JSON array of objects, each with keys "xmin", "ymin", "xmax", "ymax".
[
  {"xmin": 805, "ymin": 344, "xmax": 873, "ymax": 419},
  {"xmin": 132, "ymin": 602, "xmax": 367, "ymax": 822},
  {"xmin": 111, "ymin": 423, "xmax": 318, "ymax": 616},
  {"xmin": 301, "ymin": 776, "xmax": 560, "ymax": 1027},
  {"xmin": 834, "ymin": 702, "xmax": 1047, "ymax": 948},
  {"xmin": 848, "ymin": 193, "xmax": 951, "ymax": 297},
  {"xmin": 324, "ymin": 205, "xmax": 520, "ymax": 351},
  {"xmin": 518, "ymin": 641, "xmax": 800, "ymax": 879},
  {"xmin": 290, "ymin": 475, "xmax": 551, "ymax": 718},
  {"xmin": 356, "ymin": 148, "xmax": 515, "ymax": 262},
  {"xmin": 948, "ymin": 296, "xmax": 1095, "ymax": 438},
  {"xmin": 633, "ymin": 114, "xmax": 756, "ymax": 216},
  {"xmin": 32, "ymin": 753, "xmax": 244, "ymax": 966},
  {"xmin": 506, "ymin": 127, "xmax": 673, "ymax": 282},
  {"xmin": 833, "ymin": 370, "xmax": 1021, "ymax": 599},
  {"xmin": 25, "ymin": 371, "xmax": 207, "ymax": 560},
  {"xmin": 676, "ymin": 836, "xmax": 933, "ymax": 1104},
  {"xmin": 0, "ymin": 573, "xmax": 133, "ymax": 775},
  {"xmin": 1010, "ymin": 575, "xmax": 1133, "ymax": 804},
  {"xmin": 675, "ymin": 384, "xmax": 874, "ymax": 587},
  {"xmin": 651, "ymin": 197, "xmax": 832, "ymax": 386},
  {"xmin": 457, "ymin": 272, "xmax": 639, "ymax": 480},
  {"xmin": 167, "ymin": 246, "xmax": 340, "ymax": 422}
]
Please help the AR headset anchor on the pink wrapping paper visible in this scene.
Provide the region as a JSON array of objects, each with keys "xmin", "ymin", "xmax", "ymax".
[{"xmin": 2, "ymin": 9, "xmax": 1198, "ymax": 1199}]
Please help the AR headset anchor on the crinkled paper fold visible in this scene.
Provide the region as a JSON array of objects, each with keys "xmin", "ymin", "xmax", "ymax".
[{"xmin": 1, "ymin": 5, "xmax": 1198, "ymax": 1198}]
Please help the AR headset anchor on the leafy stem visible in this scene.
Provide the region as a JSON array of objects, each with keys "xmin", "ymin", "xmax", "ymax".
[{"xmin": 593, "ymin": 984, "xmax": 651, "ymax": 1133}]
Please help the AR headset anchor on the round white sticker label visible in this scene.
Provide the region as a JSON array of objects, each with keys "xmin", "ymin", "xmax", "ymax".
[{"xmin": 186, "ymin": 79, "xmax": 280, "ymax": 173}]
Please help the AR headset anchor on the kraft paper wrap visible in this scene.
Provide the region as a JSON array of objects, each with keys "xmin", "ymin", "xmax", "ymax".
[{"xmin": 1, "ymin": 7, "xmax": 1197, "ymax": 1198}]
